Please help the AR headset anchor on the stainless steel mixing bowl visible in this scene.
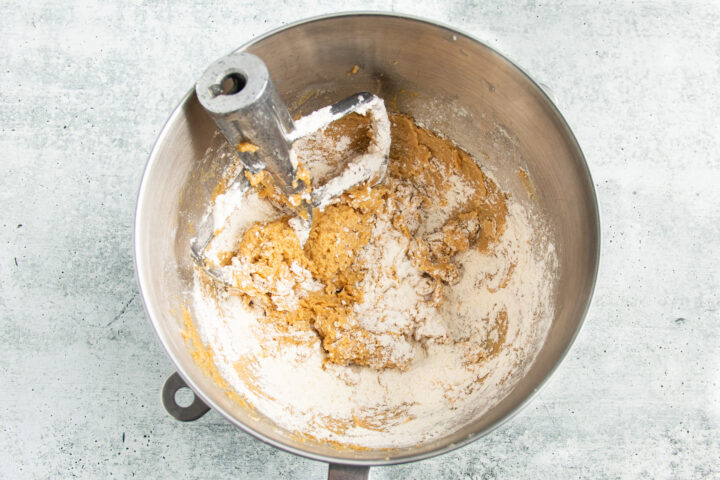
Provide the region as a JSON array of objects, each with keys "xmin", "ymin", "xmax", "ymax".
[{"xmin": 134, "ymin": 12, "xmax": 600, "ymax": 476}]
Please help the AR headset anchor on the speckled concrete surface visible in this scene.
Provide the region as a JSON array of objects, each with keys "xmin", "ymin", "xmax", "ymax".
[{"xmin": 1, "ymin": 1, "xmax": 719, "ymax": 478}]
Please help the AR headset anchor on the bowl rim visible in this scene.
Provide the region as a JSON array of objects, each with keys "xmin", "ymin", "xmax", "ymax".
[{"xmin": 134, "ymin": 10, "xmax": 601, "ymax": 467}]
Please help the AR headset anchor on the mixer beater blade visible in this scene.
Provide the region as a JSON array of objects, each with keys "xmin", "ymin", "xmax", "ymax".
[{"xmin": 191, "ymin": 52, "xmax": 390, "ymax": 285}]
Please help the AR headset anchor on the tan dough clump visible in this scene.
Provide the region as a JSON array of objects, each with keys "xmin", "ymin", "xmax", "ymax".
[{"xmin": 211, "ymin": 113, "xmax": 508, "ymax": 370}]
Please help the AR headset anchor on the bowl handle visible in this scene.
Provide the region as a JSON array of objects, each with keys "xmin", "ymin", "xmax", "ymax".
[
  {"xmin": 328, "ymin": 464, "xmax": 370, "ymax": 479},
  {"xmin": 162, "ymin": 372, "xmax": 211, "ymax": 421}
]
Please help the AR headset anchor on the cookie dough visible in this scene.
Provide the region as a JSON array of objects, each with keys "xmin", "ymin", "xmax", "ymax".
[{"xmin": 209, "ymin": 113, "xmax": 507, "ymax": 370}]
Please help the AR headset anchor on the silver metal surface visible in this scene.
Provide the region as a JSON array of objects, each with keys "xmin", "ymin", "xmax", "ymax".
[
  {"xmin": 327, "ymin": 464, "xmax": 370, "ymax": 480},
  {"xmin": 134, "ymin": 12, "xmax": 600, "ymax": 468},
  {"xmin": 196, "ymin": 52, "xmax": 299, "ymax": 191},
  {"xmin": 195, "ymin": 52, "xmax": 389, "ymax": 196}
]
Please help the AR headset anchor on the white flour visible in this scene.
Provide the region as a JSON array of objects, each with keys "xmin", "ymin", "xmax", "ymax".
[
  {"xmin": 193, "ymin": 207, "xmax": 555, "ymax": 448},
  {"xmin": 191, "ymin": 114, "xmax": 557, "ymax": 448},
  {"xmin": 420, "ymin": 173, "xmax": 474, "ymax": 234}
]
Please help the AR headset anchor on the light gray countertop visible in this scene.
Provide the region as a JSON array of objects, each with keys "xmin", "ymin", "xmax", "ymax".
[{"xmin": 1, "ymin": 1, "xmax": 718, "ymax": 478}]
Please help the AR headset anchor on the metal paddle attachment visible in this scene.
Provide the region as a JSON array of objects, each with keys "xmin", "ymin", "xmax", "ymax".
[{"xmin": 192, "ymin": 52, "xmax": 390, "ymax": 284}]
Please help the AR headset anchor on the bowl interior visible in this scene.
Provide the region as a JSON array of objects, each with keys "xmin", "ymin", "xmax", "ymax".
[{"xmin": 135, "ymin": 14, "xmax": 599, "ymax": 464}]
